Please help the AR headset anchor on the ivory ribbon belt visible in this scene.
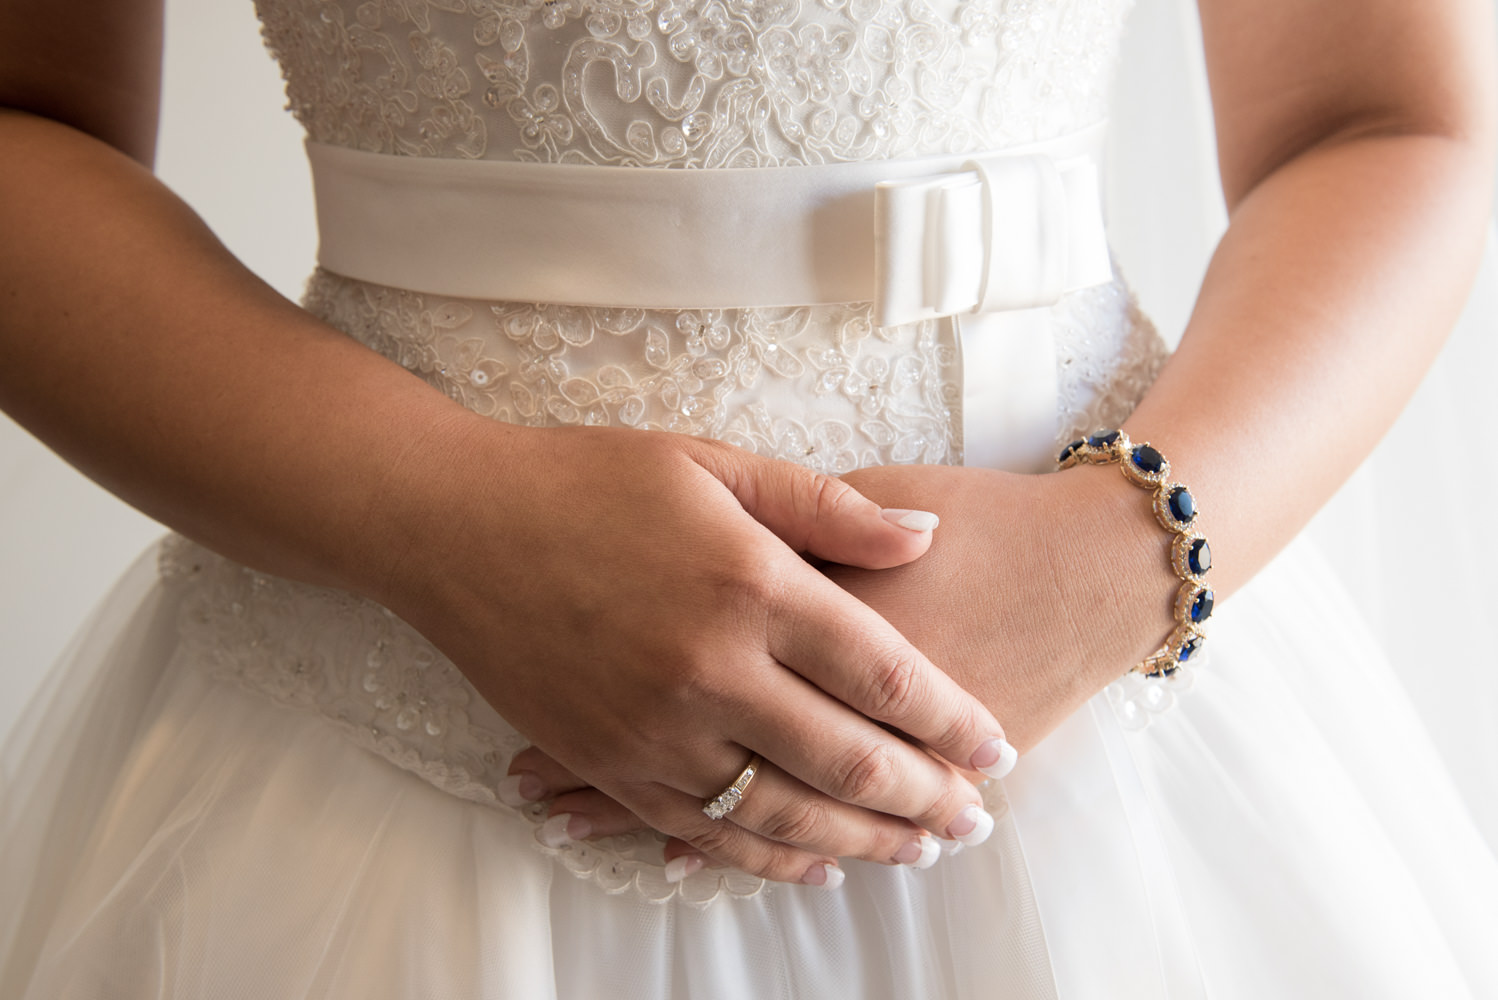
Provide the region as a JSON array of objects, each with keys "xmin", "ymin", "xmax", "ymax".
[{"xmin": 307, "ymin": 122, "xmax": 1113, "ymax": 472}]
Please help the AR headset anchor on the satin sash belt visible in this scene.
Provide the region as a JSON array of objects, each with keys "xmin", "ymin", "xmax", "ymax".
[{"xmin": 307, "ymin": 123, "xmax": 1113, "ymax": 471}]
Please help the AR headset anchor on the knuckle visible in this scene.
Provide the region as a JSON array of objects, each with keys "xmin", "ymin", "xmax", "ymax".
[
  {"xmin": 919, "ymin": 773, "xmax": 977, "ymax": 830},
  {"xmin": 720, "ymin": 559, "xmax": 782, "ymax": 609},
  {"xmin": 677, "ymin": 816, "xmax": 821, "ymax": 885},
  {"xmin": 861, "ymin": 645, "xmax": 928, "ymax": 722},
  {"xmin": 929, "ymin": 700, "xmax": 981, "ymax": 756},
  {"xmin": 708, "ymin": 561, "xmax": 786, "ymax": 639},
  {"xmin": 827, "ymin": 740, "xmax": 900, "ymax": 804},
  {"xmin": 684, "ymin": 820, "xmax": 739, "ymax": 859},
  {"xmin": 757, "ymin": 846, "xmax": 819, "ymax": 885},
  {"xmin": 762, "ymin": 799, "xmax": 835, "ymax": 848},
  {"xmin": 807, "ymin": 472, "xmax": 862, "ymax": 524}
]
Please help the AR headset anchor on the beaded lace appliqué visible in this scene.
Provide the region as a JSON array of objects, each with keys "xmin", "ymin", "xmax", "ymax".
[
  {"xmin": 166, "ymin": 0, "xmax": 1171, "ymax": 902},
  {"xmin": 303, "ymin": 271, "xmax": 965, "ymax": 468},
  {"xmin": 255, "ymin": 0, "xmax": 1134, "ymax": 165},
  {"xmin": 158, "ymin": 534, "xmax": 773, "ymax": 904},
  {"xmin": 161, "ymin": 268, "xmax": 1168, "ymax": 901},
  {"xmin": 160, "ymin": 533, "xmax": 1025, "ymax": 902}
]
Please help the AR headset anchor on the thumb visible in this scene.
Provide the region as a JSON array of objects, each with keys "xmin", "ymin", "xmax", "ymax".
[{"xmin": 691, "ymin": 443, "xmax": 937, "ymax": 570}]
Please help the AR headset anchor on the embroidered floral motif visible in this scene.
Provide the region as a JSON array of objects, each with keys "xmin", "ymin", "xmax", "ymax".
[
  {"xmin": 157, "ymin": 535, "xmax": 771, "ymax": 905},
  {"xmin": 256, "ymin": 0, "xmax": 1134, "ymax": 164},
  {"xmin": 170, "ymin": 264, "xmax": 1164, "ymax": 900},
  {"xmin": 189, "ymin": 0, "xmax": 1171, "ymax": 902}
]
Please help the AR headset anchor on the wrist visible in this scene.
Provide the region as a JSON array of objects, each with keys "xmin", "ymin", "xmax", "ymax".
[
  {"xmin": 334, "ymin": 401, "xmax": 519, "ymax": 618},
  {"xmin": 1057, "ymin": 430, "xmax": 1215, "ymax": 682},
  {"xmin": 1051, "ymin": 456, "xmax": 1183, "ymax": 688}
]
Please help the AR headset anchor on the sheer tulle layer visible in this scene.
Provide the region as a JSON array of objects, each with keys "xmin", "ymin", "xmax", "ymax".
[{"xmin": 4, "ymin": 536, "xmax": 1497, "ymax": 998}]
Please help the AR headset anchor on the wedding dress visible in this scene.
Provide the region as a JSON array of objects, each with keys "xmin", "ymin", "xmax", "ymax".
[{"xmin": 4, "ymin": 0, "xmax": 1498, "ymax": 996}]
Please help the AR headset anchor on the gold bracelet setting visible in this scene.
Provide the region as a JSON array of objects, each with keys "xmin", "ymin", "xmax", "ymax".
[{"xmin": 1058, "ymin": 429, "xmax": 1214, "ymax": 678}]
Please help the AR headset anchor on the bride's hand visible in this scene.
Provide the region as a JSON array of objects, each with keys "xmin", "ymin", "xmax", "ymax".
[
  {"xmin": 377, "ymin": 421, "xmax": 1017, "ymax": 885},
  {"xmin": 501, "ymin": 459, "xmax": 1177, "ymax": 871},
  {"xmin": 820, "ymin": 461, "xmax": 1177, "ymax": 749}
]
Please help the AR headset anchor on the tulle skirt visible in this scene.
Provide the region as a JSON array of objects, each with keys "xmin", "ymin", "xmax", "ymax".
[{"xmin": 5, "ymin": 522, "xmax": 1498, "ymax": 999}]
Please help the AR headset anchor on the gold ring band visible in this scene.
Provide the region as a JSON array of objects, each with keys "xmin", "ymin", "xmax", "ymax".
[{"xmin": 702, "ymin": 754, "xmax": 764, "ymax": 820}]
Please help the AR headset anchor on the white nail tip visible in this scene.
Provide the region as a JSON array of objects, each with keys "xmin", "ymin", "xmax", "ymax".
[
  {"xmin": 496, "ymin": 775, "xmax": 529, "ymax": 808},
  {"xmin": 818, "ymin": 865, "xmax": 846, "ymax": 890},
  {"xmin": 976, "ymin": 739, "xmax": 1019, "ymax": 780},
  {"xmin": 538, "ymin": 814, "xmax": 574, "ymax": 848},
  {"xmin": 953, "ymin": 806, "xmax": 995, "ymax": 848},
  {"xmin": 664, "ymin": 856, "xmax": 704, "ymax": 884},
  {"xmin": 912, "ymin": 836, "xmax": 941, "ymax": 870},
  {"xmin": 882, "ymin": 508, "xmax": 940, "ymax": 532}
]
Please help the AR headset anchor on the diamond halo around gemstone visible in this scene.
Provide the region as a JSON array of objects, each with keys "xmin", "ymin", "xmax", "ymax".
[{"xmin": 1058, "ymin": 429, "xmax": 1213, "ymax": 679}]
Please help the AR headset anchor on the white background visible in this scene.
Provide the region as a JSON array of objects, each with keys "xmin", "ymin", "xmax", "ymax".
[{"xmin": 2, "ymin": 2, "xmax": 1497, "ymax": 744}]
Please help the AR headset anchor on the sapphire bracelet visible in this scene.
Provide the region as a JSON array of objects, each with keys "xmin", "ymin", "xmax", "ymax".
[{"xmin": 1058, "ymin": 429, "xmax": 1213, "ymax": 678}]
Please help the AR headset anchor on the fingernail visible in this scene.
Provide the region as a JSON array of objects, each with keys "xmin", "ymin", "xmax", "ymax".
[
  {"xmin": 497, "ymin": 771, "xmax": 548, "ymax": 807},
  {"xmin": 893, "ymin": 834, "xmax": 940, "ymax": 870},
  {"xmin": 881, "ymin": 508, "xmax": 940, "ymax": 532},
  {"xmin": 537, "ymin": 812, "xmax": 590, "ymax": 848},
  {"xmin": 970, "ymin": 738, "xmax": 1019, "ymax": 780},
  {"xmin": 945, "ymin": 804, "xmax": 994, "ymax": 847},
  {"xmin": 664, "ymin": 854, "xmax": 706, "ymax": 883},
  {"xmin": 801, "ymin": 862, "xmax": 845, "ymax": 889}
]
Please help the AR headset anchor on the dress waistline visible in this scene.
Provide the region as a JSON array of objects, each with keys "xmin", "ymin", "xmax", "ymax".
[
  {"xmin": 307, "ymin": 123, "xmax": 1111, "ymax": 321},
  {"xmin": 306, "ymin": 123, "xmax": 1116, "ymax": 472}
]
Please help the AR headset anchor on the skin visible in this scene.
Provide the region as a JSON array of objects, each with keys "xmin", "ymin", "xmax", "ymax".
[
  {"xmin": 2, "ymin": 0, "xmax": 1494, "ymax": 884},
  {"xmin": 511, "ymin": 0, "xmax": 1498, "ymax": 872},
  {"xmin": 0, "ymin": 2, "xmax": 1014, "ymax": 885}
]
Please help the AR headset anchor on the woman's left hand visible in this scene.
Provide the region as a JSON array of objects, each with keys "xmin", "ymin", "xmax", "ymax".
[
  {"xmin": 505, "ymin": 459, "xmax": 1182, "ymax": 866},
  {"xmin": 820, "ymin": 461, "xmax": 1176, "ymax": 750}
]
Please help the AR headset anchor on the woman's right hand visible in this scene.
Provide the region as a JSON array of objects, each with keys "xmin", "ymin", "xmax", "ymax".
[
  {"xmin": 374, "ymin": 418, "xmax": 1013, "ymax": 884},
  {"xmin": 0, "ymin": 97, "xmax": 1003, "ymax": 882}
]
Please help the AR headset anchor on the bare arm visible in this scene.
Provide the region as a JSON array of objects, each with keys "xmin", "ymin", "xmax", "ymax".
[
  {"xmin": 1130, "ymin": 0, "xmax": 1498, "ymax": 594},
  {"xmin": 517, "ymin": 0, "xmax": 1498, "ymax": 851},
  {"xmin": 0, "ymin": 1, "xmax": 1018, "ymax": 880},
  {"xmin": 860, "ymin": 0, "xmax": 1498, "ymax": 726},
  {"xmin": 843, "ymin": 0, "xmax": 1498, "ymax": 731}
]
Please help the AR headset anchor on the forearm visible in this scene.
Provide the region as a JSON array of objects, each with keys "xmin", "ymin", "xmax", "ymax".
[
  {"xmin": 0, "ymin": 108, "xmax": 485, "ymax": 599},
  {"xmin": 1123, "ymin": 129, "xmax": 1494, "ymax": 598}
]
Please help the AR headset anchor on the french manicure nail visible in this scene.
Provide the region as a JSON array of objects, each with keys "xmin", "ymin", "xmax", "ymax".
[
  {"xmin": 881, "ymin": 508, "xmax": 940, "ymax": 532},
  {"xmin": 971, "ymin": 738, "xmax": 1019, "ymax": 780},
  {"xmin": 664, "ymin": 854, "xmax": 706, "ymax": 883},
  {"xmin": 946, "ymin": 804, "xmax": 994, "ymax": 847},
  {"xmin": 537, "ymin": 812, "xmax": 590, "ymax": 848},
  {"xmin": 894, "ymin": 835, "xmax": 941, "ymax": 870},
  {"xmin": 802, "ymin": 862, "xmax": 845, "ymax": 889},
  {"xmin": 497, "ymin": 771, "xmax": 548, "ymax": 807}
]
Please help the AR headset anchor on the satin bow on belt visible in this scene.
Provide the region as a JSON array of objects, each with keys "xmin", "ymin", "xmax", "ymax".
[
  {"xmin": 875, "ymin": 152, "xmax": 1112, "ymax": 326},
  {"xmin": 873, "ymin": 150, "xmax": 1113, "ymax": 469},
  {"xmin": 306, "ymin": 123, "xmax": 1114, "ymax": 472}
]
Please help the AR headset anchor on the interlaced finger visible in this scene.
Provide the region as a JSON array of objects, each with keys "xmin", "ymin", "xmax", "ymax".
[{"xmin": 765, "ymin": 563, "xmax": 1018, "ymax": 782}]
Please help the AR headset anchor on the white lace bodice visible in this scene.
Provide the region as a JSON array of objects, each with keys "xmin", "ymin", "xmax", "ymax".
[
  {"xmin": 154, "ymin": 0, "xmax": 1173, "ymax": 905},
  {"xmin": 255, "ymin": 0, "xmax": 1133, "ymax": 166}
]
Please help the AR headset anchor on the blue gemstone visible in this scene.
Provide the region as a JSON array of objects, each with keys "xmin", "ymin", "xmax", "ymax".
[
  {"xmin": 1163, "ymin": 666, "xmax": 1179, "ymax": 677},
  {"xmin": 1087, "ymin": 429, "xmax": 1120, "ymax": 449},
  {"xmin": 1188, "ymin": 538, "xmax": 1212, "ymax": 576},
  {"xmin": 1167, "ymin": 486, "xmax": 1196, "ymax": 525},
  {"xmin": 1177, "ymin": 637, "xmax": 1202, "ymax": 662},
  {"xmin": 1190, "ymin": 588, "xmax": 1215, "ymax": 623},
  {"xmin": 1059, "ymin": 439, "xmax": 1085, "ymax": 463},
  {"xmin": 1131, "ymin": 444, "xmax": 1165, "ymax": 475}
]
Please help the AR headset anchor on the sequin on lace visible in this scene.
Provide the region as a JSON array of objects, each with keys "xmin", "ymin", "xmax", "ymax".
[
  {"xmin": 157, "ymin": 534, "xmax": 772, "ymax": 904},
  {"xmin": 254, "ymin": 0, "xmax": 1133, "ymax": 164},
  {"xmin": 153, "ymin": 0, "xmax": 1172, "ymax": 903}
]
